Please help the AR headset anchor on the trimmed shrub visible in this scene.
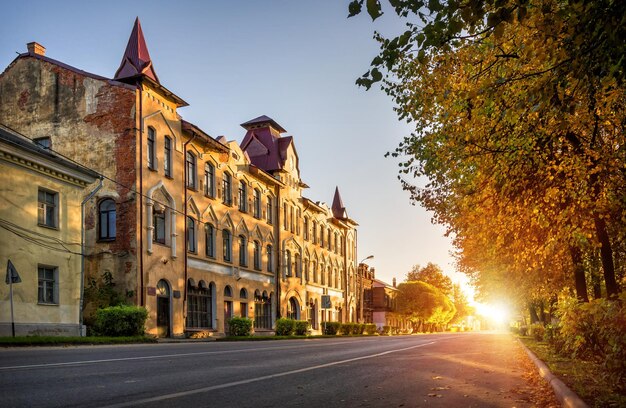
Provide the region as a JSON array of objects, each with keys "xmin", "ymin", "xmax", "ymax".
[
  {"xmin": 294, "ymin": 320, "xmax": 309, "ymax": 336},
  {"xmin": 322, "ymin": 321, "xmax": 341, "ymax": 335},
  {"xmin": 530, "ymin": 323, "xmax": 545, "ymax": 341},
  {"xmin": 340, "ymin": 322, "xmax": 354, "ymax": 335},
  {"xmin": 364, "ymin": 324, "xmax": 377, "ymax": 335},
  {"xmin": 275, "ymin": 318, "xmax": 296, "ymax": 336},
  {"xmin": 356, "ymin": 324, "xmax": 365, "ymax": 334},
  {"xmin": 228, "ymin": 317, "xmax": 253, "ymax": 336},
  {"xmin": 381, "ymin": 325, "xmax": 391, "ymax": 335},
  {"xmin": 93, "ymin": 305, "xmax": 147, "ymax": 337}
]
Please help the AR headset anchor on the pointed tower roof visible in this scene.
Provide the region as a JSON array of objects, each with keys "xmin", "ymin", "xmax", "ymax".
[
  {"xmin": 332, "ymin": 186, "xmax": 348, "ymax": 219},
  {"xmin": 114, "ymin": 17, "xmax": 159, "ymax": 83}
]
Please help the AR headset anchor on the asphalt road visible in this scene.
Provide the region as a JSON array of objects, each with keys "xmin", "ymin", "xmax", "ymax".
[{"xmin": 0, "ymin": 332, "xmax": 545, "ymax": 408}]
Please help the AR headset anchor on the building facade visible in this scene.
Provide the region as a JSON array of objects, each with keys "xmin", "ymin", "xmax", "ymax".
[
  {"xmin": 0, "ymin": 125, "xmax": 98, "ymax": 336},
  {"xmin": 0, "ymin": 19, "xmax": 358, "ymax": 337}
]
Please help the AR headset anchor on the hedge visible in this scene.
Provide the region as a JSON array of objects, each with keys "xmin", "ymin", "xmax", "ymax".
[
  {"xmin": 294, "ymin": 320, "xmax": 309, "ymax": 335},
  {"xmin": 228, "ymin": 317, "xmax": 253, "ymax": 336},
  {"xmin": 322, "ymin": 321, "xmax": 341, "ymax": 335},
  {"xmin": 93, "ymin": 305, "xmax": 147, "ymax": 337},
  {"xmin": 275, "ymin": 318, "xmax": 296, "ymax": 336}
]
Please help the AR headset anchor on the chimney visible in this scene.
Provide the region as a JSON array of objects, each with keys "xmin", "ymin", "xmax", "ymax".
[
  {"xmin": 392, "ymin": 278, "xmax": 396, "ymax": 288},
  {"xmin": 27, "ymin": 42, "xmax": 46, "ymax": 56}
]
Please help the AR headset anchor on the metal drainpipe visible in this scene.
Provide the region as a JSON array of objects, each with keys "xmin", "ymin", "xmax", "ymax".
[
  {"xmin": 80, "ymin": 177, "xmax": 103, "ymax": 336},
  {"xmin": 138, "ymin": 83, "xmax": 145, "ymax": 307},
  {"xmin": 182, "ymin": 133, "xmax": 197, "ymax": 328},
  {"xmin": 275, "ymin": 182, "xmax": 281, "ymax": 320}
]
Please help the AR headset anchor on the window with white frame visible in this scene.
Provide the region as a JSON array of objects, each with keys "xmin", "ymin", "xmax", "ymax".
[
  {"xmin": 253, "ymin": 189, "xmax": 261, "ymax": 218},
  {"xmin": 37, "ymin": 189, "xmax": 58, "ymax": 228},
  {"xmin": 38, "ymin": 265, "xmax": 58, "ymax": 304},
  {"xmin": 205, "ymin": 163, "xmax": 215, "ymax": 197},
  {"xmin": 164, "ymin": 136, "xmax": 172, "ymax": 177},
  {"xmin": 238, "ymin": 235, "xmax": 247, "ymax": 267},
  {"xmin": 223, "ymin": 229, "xmax": 232, "ymax": 262},
  {"xmin": 223, "ymin": 172, "xmax": 232, "ymax": 206},
  {"xmin": 238, "ymin": 180, "xmax": 247, "ymax": 212},
  {"xmin": 205, "ymin": 224, "xmax": 216, "ymax": 258},
  {"xmin": 187, "ymin": 216, "xmax": 196, "ymax": 253},
  {"xmin": 98, "ymin": 198, "xmax": 116, "ymax": 240},
  {"xmin": 147, "ymin": 127, "xmax": 156, "ymax": 170},
  {"xmin": 253, "ymin": 240, "xmax": 261, "ymax": 270},
  {"xmin": 186, "ymin": 151, "xmax": 197, "ymax": 189}
]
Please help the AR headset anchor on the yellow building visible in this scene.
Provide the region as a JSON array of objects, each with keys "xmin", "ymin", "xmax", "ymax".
[
  {"xmin": 0, "ymin": 125, "xmax": 98, "ymax": 336},
  {"xmin": 0, "ymin": 19, "xmax": 359, "ymax": 337}
]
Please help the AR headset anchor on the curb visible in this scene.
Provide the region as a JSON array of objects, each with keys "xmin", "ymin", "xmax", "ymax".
[{"xmin": 517, "ymin": 339, "xmax": 589, "ymax": 408}]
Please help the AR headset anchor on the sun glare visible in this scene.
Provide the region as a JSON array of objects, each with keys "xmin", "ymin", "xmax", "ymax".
[{"xmin": 475, "ymin": 303, "xmax": 510, "ymax": 325}]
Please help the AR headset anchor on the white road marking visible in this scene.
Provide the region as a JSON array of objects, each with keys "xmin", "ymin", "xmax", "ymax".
[
  {"xmin": 0, "ymin": 338, "xmax": 395, "ymax": 371},
  {"xmin": 98, "ymin": 341, "xmax": 436, "ymax": 408}
]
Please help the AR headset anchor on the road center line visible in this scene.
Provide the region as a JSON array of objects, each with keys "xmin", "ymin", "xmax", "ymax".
[{"xmin": 98, "ymin": 341, "xmax": 436, "ymax": 408}]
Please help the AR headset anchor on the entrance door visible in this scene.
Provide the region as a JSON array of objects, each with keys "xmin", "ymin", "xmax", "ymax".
[
  {"xmin": 224, "ymin": 301, "xmax": 233, "ymax": 334},
  {"xmin": 156, "ymin": 280, "xmax": 170, "ymax": 337}
]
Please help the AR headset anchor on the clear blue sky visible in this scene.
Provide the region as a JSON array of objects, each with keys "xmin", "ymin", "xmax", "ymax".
[{"xmin": 1, "ymin": 0, "xmax": 469, "ymax": 294}]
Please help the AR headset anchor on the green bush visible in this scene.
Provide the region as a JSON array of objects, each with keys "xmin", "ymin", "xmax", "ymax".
[
  {"xmin": 340, "ymin": 322, "xmax": 354, "ymax": 335},
  {"xmin": 322, "ymin": 321, "xmax": 341, "ymax": 335},
  {"xmin": 294, "ymin": 320, "xmax": 309, "ymax": 336},
  {"xmin": 275, "ymin": 318, "xmax": 296, "ymax": 336},
  {"xmin": 93, "ymin": 305, "xmax": 147, "ymax": 336},
  {"xmin": 530, "ymin": 323, "xmax": 545, "ymax": 341},
  {"xmin": 364, "ymin": 324, "xmax": 377, "ymax": 335},
  {"xmin": 356, "ymin": 324, "xmax": 365, "ymax": 334},
  {"xmin": 228, "ymin": 317, "xmax": 253, "ymax": 336},
  {"xmin": 555, "ymin": 293, "xmax": 626, "ymax": 390},
  {"xmin": 519, "ymin": 326, "xmax": 529, "ymax": 336},
  {"xmin": 381, "ymin": 325, "xmax": 391, "ymax": 335}
]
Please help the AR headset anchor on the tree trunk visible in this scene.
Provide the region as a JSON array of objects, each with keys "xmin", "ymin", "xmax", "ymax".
[
  {"xmin": 529, "ymin": 302, "xmax": 540, "ymax": 324},
  {"xmin": 594, "ymin": 215, "xmax": 619, "ymax": 298},
  {"xmin": 570, "ymin": 246, "xmax": 589, "ymax": 302}
]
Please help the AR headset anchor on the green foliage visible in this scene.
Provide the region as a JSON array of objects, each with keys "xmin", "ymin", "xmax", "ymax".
[
  {"xmin": 228, "ymin": 317, "xmax": 253, "ymax": 336},
  {"xmin": 275, "ymin": 318, "xmax": 296, "ymax": 336},
  {"xmin": 530, "ymin": 323, "xmax": 545, "ymax": 342},
  {"xmin": 381, "ymin": 325, "xmax": 391, "ymax": 335},
  {"xmin": 396, "ymin": 281, "xmax": 456, "ymax": 330},
  {"xmin": 294, "ymin": 320, "xmax": 310, "ymax": 336},
  {"xmin": 554, "ymin": 293, "xmax": 626, "ymax": 391},
  {"xmin": 93, "ymin": 305, "xmax": 147, "ymax": 337},
  {"xmin": 356, "ymin": 323, "xmax": 366, "ymax": 334},
  {"xmin": 406, "ymin": 263, "xmax": 452, "ymax": 296},
  {"xmin": 322, "ymin": 322, "xmax": 341, "ymax": 335},
  {"xmin": 364, "ymin": 324, "xmax": 377, "ymax": 335}
]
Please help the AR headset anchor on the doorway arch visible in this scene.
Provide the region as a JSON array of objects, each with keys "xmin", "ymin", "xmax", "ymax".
[{"xmin": 156, "ymin": 279, "xmax": 171, "ymax": 337}]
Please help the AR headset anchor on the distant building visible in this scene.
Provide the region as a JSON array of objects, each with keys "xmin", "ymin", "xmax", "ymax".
[
  {"xmin": 371, "ymin": 278, "xmax": 410, "ymax": 333},
  {"xmin": 0, "ymin": 125, "xmax": 98, "ymax": 336},
  {"xmin": 0, "ymin": 19, "xmax": 359, "ymax": 337}
]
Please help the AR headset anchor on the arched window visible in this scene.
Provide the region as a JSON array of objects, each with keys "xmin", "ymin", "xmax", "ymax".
[
  {"xmin": 154, "ymin": 207, "xmax": 166, "ymax": 245},
  {"xmin": 320, "ymin": 264, "xmax": 325, "ymax": 285},
  {"xmin": 327, "ymin": 267, "xmax": 331, "ymax": 288},
  {"xmin": 186, "ymin": 151, "xmax": 196, "ymax": 189},
  {"xmin": 295, "ymin": 253, "xmax": 301, "ymax": 278},
  {"xmin": 238, "ymin": 180, "xmax": 247, "ymax": 212},
  {"xmin": 164, "ymin": 136, "xmax": 172, "ymax": 177},
  {"xmin": 98, "ymin": 199, "xmax": 116, "ymax": 240},
  {"xmin": 285, "ymin": 250, "xmax": 292, "ymax": 277},
  {"xmin": 222, "ymin": 172, "xmax": 232, "ymax": 205},
  {"xmin": 223, "ymin": 229, "xmax": 232, "ymax": 262},
  {"xmin": 254, "ymin": 290, "xmax": 272, "ymax": 329},
  {"xmin": 320, "ymin": 226, "xmax": 324, "ymax": 247},
  {"xmin": 186, "ymin": 279, "xmax": 212, "ymax": 329},
  {"xmin": 205, "ymin": 224, "xmax": 215, "ymax": 258},
  {"xmin": 327, "ymin": 229, "xmax": 331, "ymax": 250},
  {"xmin": 240, "ymin": 288, "xmax": 248, "ymax": 299},
  {"xmin": 253, "ymin": 240, "xmax": 261, "ymax": 270},
  {"xmin": 266, "ymin": 196, "xmax": 273, "ymax": 224},
  {"xmin": 312, "ymin": 221, "xmax": 317, "ymax": 244},
  {"xmin": 224, "ymin": 285, "xmax": 233, "ymax": 297},
  {"xmin": 312, "ymin": 260, "xmax": 318, "ymax": 283},
  {"xmin": 267, "ymin": 245, "xmax": 273, "ymax": 272},
  {"xmin": 253, "ymin": 189, "xmax": 261, "ymax": 218},
  {"xmin": 238, "ymin": 235, "xmax": 247, "ymax": 267},
  {"xmin": 334, "ymin": 268, "xmax": 339, "ymax": 288},
  {"xmin": 186, "ymin": 216, "xmax": 196, "ymax": 253},
  {"xmin": 304, "ymin": 259, "xmax": 309, "ymax": 281},
  {"xmin": 303, "ymin": 217, "xmax": 309, "ymax": 240},
  {"xmin": 334, "ymin": 232, "xmax": 339, "ymax": 253},
  {"xmin": 204, "ymin": 163, "xmax": 215, "ymax": 197},
  {"xmin": 287, "ymin": 297, "xmax": 299, "ymax": 320},
  {"xmin": 147, "ymin": 127, "xmax": 156, "ymax": 170}
]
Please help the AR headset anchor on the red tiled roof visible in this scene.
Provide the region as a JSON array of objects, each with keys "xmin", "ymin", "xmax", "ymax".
[{"xmin": 114, "ymin": 17, "xmax": 159, "ymax": 83}]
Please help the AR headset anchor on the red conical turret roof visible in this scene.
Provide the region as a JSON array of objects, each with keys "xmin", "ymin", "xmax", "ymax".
[
  {"xmin": 114, "ymin": 17, "xmax": 159, "ymax": 83},
  {"xmin": 332, "ymin": 186, "xmax": 348, "ymax": 219}
]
